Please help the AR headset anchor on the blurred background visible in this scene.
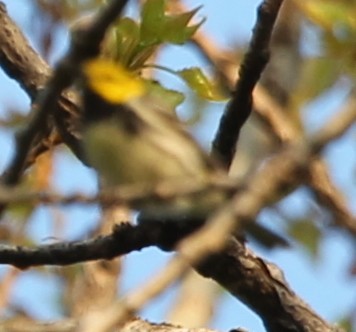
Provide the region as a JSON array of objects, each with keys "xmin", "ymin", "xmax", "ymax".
[{"xmin": 0, "ymin": 1, "xmax": 355, "ymax": 331}]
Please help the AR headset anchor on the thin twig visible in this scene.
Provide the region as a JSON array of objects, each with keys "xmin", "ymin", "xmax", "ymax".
[{"xmin": 0, "ymin": 223, "xmax": 148, "ymax": 268}]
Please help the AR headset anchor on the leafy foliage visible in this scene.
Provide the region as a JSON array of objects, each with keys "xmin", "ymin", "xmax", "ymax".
[
  {"xmin": 105, "ymin": 0, "xmax": 203, "ymax": 67},
  {"xmin": 177, "ymin": 67, "xmax": 227, "ymax": 101},
  {"xmin": 101, "ymin": 0, "xmax": 223, "ymax": 103}
]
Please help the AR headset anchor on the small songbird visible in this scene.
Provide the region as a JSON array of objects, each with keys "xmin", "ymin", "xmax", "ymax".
[
  {"xmin": 79, "ymin": 58, "xmax": 223, "ymax": 218},
  {"xmin": 79, "ymin": 58, "xmax": 289, "ymax": 248}
]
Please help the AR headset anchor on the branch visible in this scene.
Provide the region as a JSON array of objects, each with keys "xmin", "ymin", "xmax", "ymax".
[
  {"xmin": 197, "ymin": 238, "xmax": 340, "ymax": 332},
  {"xmin": 0, "ymin": 3, "xmax": 50, "ymax": 98},
  {"xmin": 212, "ymin": 0, "xmax": 284, "ymax": 168},
  {"xmin": 0, "ymin": 2, "xmax": 65, "ymax": 169},
  {"xmin": 70, "ymin": 178, "xmax": 252, "ymax": 332},
  {"xmin": 0, "ymin": 223, "xmax": 152, "ymax": 268},
  {"xmin": 0, "ymin": 316, "xmax": 220, "ymax": 332},
  {"xmin": 0, "ymin": 223, "xmax": 341, "ymax": 331}
]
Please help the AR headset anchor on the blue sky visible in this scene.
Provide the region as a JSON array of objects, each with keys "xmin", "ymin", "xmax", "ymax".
[{"xmin": 0, "ymin": 1, "xmax": 355, "ymax": 331}]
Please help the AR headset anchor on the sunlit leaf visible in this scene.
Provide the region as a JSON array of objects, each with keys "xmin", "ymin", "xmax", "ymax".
[
  {"xmin": 103, "ymin": 0, "xmax": 203, "ymax": 69},
  {"xmin": 177, "ymin": 67, "xmax": 227, "ymax": 101},
  {"xmin": 140, "ymin": 0, "xmax": 165, "ymax": 46},
  {"xmin": 140, "ymin": 0, "xmax": 202, "ymax": 46},
  {"xmin": 162, "ymin": 7, "xmax": 204, "ymax": 44}
]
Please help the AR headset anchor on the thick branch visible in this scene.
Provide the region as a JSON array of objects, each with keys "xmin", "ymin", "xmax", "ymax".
[
  {"xmin": 198, "ymin": 238, "xmax": 340, "ymax": 332},
  {"xmin": 0, "ymin": 316, "xmax": 220, "ymax": 332}
]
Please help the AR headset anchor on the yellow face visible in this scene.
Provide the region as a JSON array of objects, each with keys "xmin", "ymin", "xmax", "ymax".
[{"xmin": 82, "ymin": 58, "xmax": 145, "ymax": 104}]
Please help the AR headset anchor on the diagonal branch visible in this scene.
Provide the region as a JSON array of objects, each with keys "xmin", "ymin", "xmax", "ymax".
[
  {"xmin": 0, "ymin": 3, "xmax": 50, "ymax": 99},
  {"xmin": 212, "ymin": 0, "xmax": 284, "ymax": 168},
  {"xmin": 0, "ymin": 2, "xmax": 65, "ymax": 170}
]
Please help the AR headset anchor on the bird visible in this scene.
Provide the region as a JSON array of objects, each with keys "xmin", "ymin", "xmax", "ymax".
[
  {"xmin": 79, "ymin": 58, "xmax": 223, "ymax": 219},
  {"xmin": 78, "ymin": 58, "xmax": 289, "ymax": 248}
]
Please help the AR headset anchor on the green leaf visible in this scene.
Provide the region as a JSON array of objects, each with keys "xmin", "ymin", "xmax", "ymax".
[
  {"xmin": 177, "ymin": 67, "xmax": 227, "ymax": 101},
  {"xmin": 140, "ymin": 0, "xmax": 203, "ymax": 46},
  {"xmin": 288, "ymin": 219, "xmax": 322, "ymax": 259},
  {"xmin": 140, "ymin": 0, "xmax": 165, "ymax": 46},
  {"xmin": 162, "ymin": 7, "xmax": 204, "ymax": 44},
  {"xmin": 103, "ymin": 1, "xmax": 204, "ymax": 70},
  {"xmin": 103, "ymin": 0, "xmax": 205, "ymax": 69},
  {"xmin": 113, "ymin": 18, "xmax": 140, "ymax": 66}
]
